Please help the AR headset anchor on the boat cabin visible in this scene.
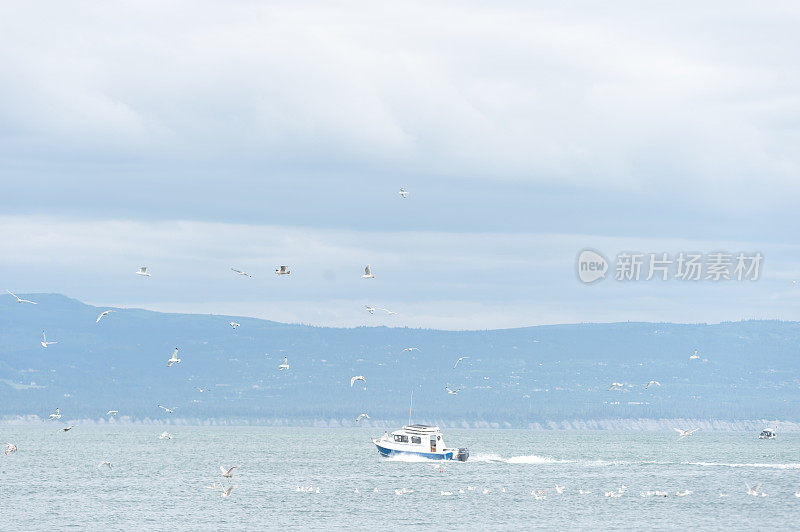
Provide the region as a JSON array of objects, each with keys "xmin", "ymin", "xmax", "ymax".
[
  {"xmin": 391, "ymin": 424, "xmax": 446, "ymax": 453},
  {"xmin": 759, "ymin": 428, "xmax": 776, "ymax": 439}
]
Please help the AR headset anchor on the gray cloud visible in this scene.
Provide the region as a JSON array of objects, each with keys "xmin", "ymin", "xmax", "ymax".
[
  {"xmin": 2, "ymin": 3, "xmax": 798, "ymax": 326},
  {"xmin": 2, "ymin": 2, "xmax": 800, "ymax": 195}
]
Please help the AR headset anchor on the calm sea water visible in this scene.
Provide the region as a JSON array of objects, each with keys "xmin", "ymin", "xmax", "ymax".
[{"xmin": 1, "ymin": 426, "xmax": 799, "ymax": 530}]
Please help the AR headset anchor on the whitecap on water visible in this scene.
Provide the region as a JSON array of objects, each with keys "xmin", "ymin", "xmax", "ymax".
[
  {"xmin": 687, "ymin": 462, "xmax": 800, "ymax": 469},
  {"xmin": 469, "ymin": 453, "xmax": 571, "ymax": 464}
]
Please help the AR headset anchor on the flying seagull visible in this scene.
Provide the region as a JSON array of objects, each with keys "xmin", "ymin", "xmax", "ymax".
[
  {"xmin": 275, "ymin": 265, "xmax": 291, "ymax": 275},
  {"xmin": 220, "ymin": 466, "xmax": 239, "ymax": 479},
  {"xmin": 158, "ymin": 405, "xmax": 176, "ymax": 414},
  {"xmin": 350, "ymin": 376, "xmax": 366, "ymax": 387},
  {"xmin": 105, "ymin": 410, "xmax": 118, "ymax": 416},
  {"xmin": 135, "ymin": 267, "xmax": 151, "ymax": 277},
  {"xmin": 361, "ymin": 265, "xmax": 374, "ymax": 279},
  {"xmin": 445, "ymin": 386, "xmax": 461, "ymax": 395},
  {"xmin": 41, "ymin": 331, "xmax": 57, "ymax": 348},
  {"xmin": 746, "ymin": 483, "xmax": 762, "ymax": 497},
  {"xmin": 6, "ymin": 290, "xmax": 36, "ymax": 304},
  {"xmin": 158, "ymin": 431, "xmax": 172, "ymax": 440},
  {"xmin": 196, "ymin": 387, "xmax": 210, "ymax": 393},
  {"xmin": 98, "ymin": 461, "xmax": 112, "ymax": 469},
  {"xmin": 60, "ymin": 426, "xmax": 74, "ymax": 432},
  {"xmin": 645, "ymin": 380, "xmax": 661, "ymax": 389},
  {"xmin": 48, "ymin": 408, "xmax": 61, "ymax": 420},
  {"xmin": 364, "ymin": 305, "xmax": 375, "ymax": 314},
  {"xmin": 229, "ymin": 322, "xmax": 240, "ymax": 329},
  {"xmin": 278, "ymin": 357, "xmax": 289, "ymax": 370},
  {"xmin": 674, "ymin": 427, "xmax": 700, "ymax": 440},
  {"xmin": 167, "ymin": 348, "xmax": 181, "ymax": 367},
  {"xmin": 453, "ymin": 356, "xmax": 470, "ymax": 369},
  {"xmin": 689, "ymin": 349, "xmax": 700, "ymax": 360},
  {"xmin": 608, "ymin": 382, "xmax": 624, "ymax": 391},
  {"xmin": 355, "ymin": 413, "xmax": 370, "ymax": 422},
  {"xmin": 398, "ymin": 188, "xmax": 409, "ymax": 198},
  {"xmin": 403, "ymin": 347, "xmax": 420, "ymax": 352},
  {"xmin": 96, "ymin": 310, "xmax": 115, "ymax": 323},
  {"xmin": 4, "ymin": 442, "xmax": 17, "ymax": 455},
  {"xmin": 221, "ymin": 485, "xmax": 236, "ymax": 498},
  {"xmin": 377, "ymin": 307, "xmax": 397, "ymax": 315},
  {"xmin": 231, "ymin": 268, "xmax": 253, "ymax": 278}
]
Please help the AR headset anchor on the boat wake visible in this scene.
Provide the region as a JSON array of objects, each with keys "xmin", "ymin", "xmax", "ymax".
[
  {"xmin": 384, "ymin": 453, "xmax": 800, "ymax": 469},
  {"xmin": 686, "ymin": 462, "xmax": 800, "ymax": 469},
  {"xmin": 469, "ymin": 453, "xmax": 572, "ymax": 464},
  {"xmin": 383, "ymin": 454, "xmax": 437, "ymax": 463}
]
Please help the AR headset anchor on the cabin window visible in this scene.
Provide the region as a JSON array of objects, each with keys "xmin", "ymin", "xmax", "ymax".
[
  {"xmin": 411, "ymin": 436, "xmax": 421, "ymax": 444},
  {"xmin": 394, "ymin": 435, "xmax": 408, "ymax": 443}
]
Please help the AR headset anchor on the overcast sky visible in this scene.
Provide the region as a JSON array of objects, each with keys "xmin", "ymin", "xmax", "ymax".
[{"xmin": 1, "ymin": 1, "xmax": 798, "ymax": 328}]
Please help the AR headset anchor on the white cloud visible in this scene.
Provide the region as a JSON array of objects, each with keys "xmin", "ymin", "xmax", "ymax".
[{"xmin": 1, "ymin": 214, "xmax": 797, "ymax": 329}]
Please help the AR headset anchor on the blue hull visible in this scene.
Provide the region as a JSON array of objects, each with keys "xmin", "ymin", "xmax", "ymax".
[{"xmin": 375, "ymin": 443, "xmax": 454, "ymax": 460}]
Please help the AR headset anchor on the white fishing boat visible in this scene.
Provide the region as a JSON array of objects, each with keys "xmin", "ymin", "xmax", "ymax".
[
  {"xmin": 758, "ymin": 428, "xmax": 776, "ymax": 439},
  {"xmin": 373, "ymin": 424, "xmax": 469, "ymax": 461}
]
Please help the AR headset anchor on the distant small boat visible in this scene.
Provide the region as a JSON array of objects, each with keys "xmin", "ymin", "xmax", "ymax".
[
  {"xmin": 373, "ymin": 424, "xmax": 469, "ymax": 461},
  {"xmin": 758, "ymin": 428, "xmax": 776, "ymax": 440}
]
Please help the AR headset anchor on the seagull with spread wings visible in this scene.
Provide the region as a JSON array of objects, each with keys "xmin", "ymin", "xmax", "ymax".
[
  {"xmin": 220, "ymin": 466, "xmax": 239, "ymax": 479},
  {"xmin": 231, "ymin": 268, "xmax": 253, "ymax": 278},
  {"xmin": 361, "ymin": 265, "xmax": 374, "ymax": 279},
  {"xmin": 453, "ymin": 356, "xmax": 470, "ymax": 369},
  {"xmin": 674, "ymin": 427, "xmax": 700, "ymax": 440},
  {"xmin": 167, "ymin": 348, "xmax": 181, "ymax": 367},
  {"xmin": 6, "ymin": 290, "xmax": 36, "ymax": 304},
  {"xmin": 41, "ymin": 331, "xmax": 57, "ymax": 348},
  {"xmin": 96, "ymin": 310, "xmax": 115, "ymax": 323}
]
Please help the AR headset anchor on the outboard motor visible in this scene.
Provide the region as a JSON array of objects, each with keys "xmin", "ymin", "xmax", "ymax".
[{"xmin": 456, "ymin": 448, "xmax": 469, "ymax": 462}]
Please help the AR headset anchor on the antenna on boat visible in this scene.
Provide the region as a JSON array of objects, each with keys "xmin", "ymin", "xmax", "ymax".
[{"xmin": 408, "ymin": 390, "xmax": 413, "ymax": 426}]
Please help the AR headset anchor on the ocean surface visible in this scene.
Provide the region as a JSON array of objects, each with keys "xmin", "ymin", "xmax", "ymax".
[{"xmin": 2, "ymin": 426, "xmax": 799, "ymax": 530}]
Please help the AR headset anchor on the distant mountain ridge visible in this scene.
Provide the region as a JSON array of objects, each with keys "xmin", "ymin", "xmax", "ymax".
[{"xmin": 2, "ymin": 293, "xmax": 799, "ymax": 424}]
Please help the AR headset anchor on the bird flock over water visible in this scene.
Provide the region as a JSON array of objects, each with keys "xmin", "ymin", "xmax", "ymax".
[
  {"xmin": 285, "ymin": 479, "xmax": 799, "ymax": 501},
  {"xmin": 3, "ymin": 188, "xmax": 799, "ymax": 502}
]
